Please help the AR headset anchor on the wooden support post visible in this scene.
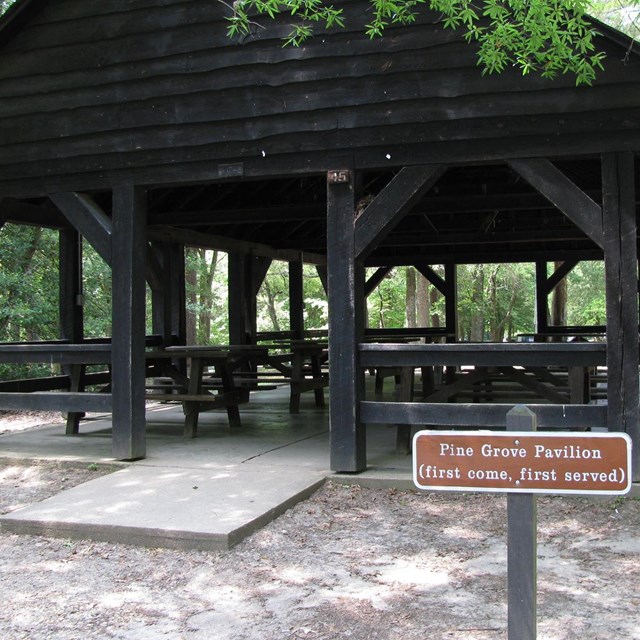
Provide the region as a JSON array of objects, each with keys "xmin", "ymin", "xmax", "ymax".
[
  {"xmin": 327, "ymin": 167, "xmax": 366, "ymax": 472},
  {"xmin": 602, "ymin": 152, "xmax": 639, "ymax": 480},
  {"xmin": 289, "ymin": 258, "xmax": 304, "ymax": 340},
  {"xmin": 229, "ymin": 253, "xmax": 261, "ymax": 345},
  {"xmin": 535, "ymin": 261, "xmax": 549, "ymax": 335},
  {"xmin": 149, "ymin": 241, "xmax": 186, "ymax": 346},
  {"xmin": 59, "ymin": 230, "xmax": 85, "ymax": 434},
  {"xmin": 443, "ymin": 263, "xmax": 457, "ymax": 383},
  {"xmin": 395, "ymin": 366, "xmax": 414, "ymax": 455},
  {"xmin": 443, "ymin": 263, "xmax": 457, "ymax": 338},
  {"xmin": 150, "ymin": 242, "xmax": 170, "ymax": 343},
  {"xmin": 228, "ymin": 252, "xmax": 249, "ymax": 345},
  {"xmin": 170, "ymin": 243, "xmax": 187, "ymax": 346},
  {"xmin": 111, "ymin": 185, "xmax": 147, "ymax": 460},
  {"xmin": 507, "ymin": 405, "xmax": 537, "ymax": 640},
  {"xmin": 65, "ymin": 364, "xmax": 85, "ymax": 435},
  {"xmin": 59, "ymin": 229, "xmax": 83, "ymax": 342}
]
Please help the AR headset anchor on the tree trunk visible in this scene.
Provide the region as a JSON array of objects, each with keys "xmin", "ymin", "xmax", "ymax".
[
  {"xmin": 262, "ymin": 280, "xmax": 281, "ymax": 332},
  {"xmin": 430, "ymin": 286, "xmax": 440, "ymax": 329},
  {"xmin": 196, "ymin": 249, "xmax": 218, "ymax": 342},
  {"xmin": 185, "ymin": 248, "xmax": 197, "ymax": 345},
  {"xmin": 489, "ymin": 266, "xmax": 501, "ymax": 341},
  {"xmin": 417, "ymin": 271, "xmax": 430, "ymax": 328},
  {"xmin": 469, "ymin": 264, "xmax": 485, "ymax": 342},
  {"xmin": 551, "ymin": 261, "xmax": 567, "ymax": 326},
  {"xmin": 405, "ymin": 267, "xmax": 417, "ymax": 328}
]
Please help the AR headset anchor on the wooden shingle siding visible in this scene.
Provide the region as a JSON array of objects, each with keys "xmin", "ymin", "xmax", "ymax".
[{"xmin": 0, "ymin": 0, "xmax": 639, "ymax": 196}]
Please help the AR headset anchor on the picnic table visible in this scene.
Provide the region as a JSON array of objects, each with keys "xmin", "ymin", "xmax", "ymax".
[
  {"xmin": 147, "ymin": 341, "xmax": 329, "ymax": 434},
  {"xmin": 0, "ymin": 340, "xmax": 330, "ymax": 439},
  {"xmin": 257, "ymin": 340, "xmax": 328, "ymax": 413},
  {"xmin": 148, "ymin": 345, "xmax": 270, "ymax": 437},
  {"xmin": 364, "ymin": 333, "xmax": 455, "ymax": 398}
]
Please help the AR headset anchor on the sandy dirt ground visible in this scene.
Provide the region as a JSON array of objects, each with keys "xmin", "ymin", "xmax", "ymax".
[{"xmin": 0, "ymin": 415, "xmax": 639, "ymax": 640}]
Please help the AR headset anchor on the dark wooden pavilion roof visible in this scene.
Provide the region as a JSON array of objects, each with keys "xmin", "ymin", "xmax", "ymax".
[
  {"xmin": 0, "ymin": 0, "xmax": 638, "ymax": 266},
  {"xmin": 0, "ymin": 158, "xmax": 627, "ymax": 266}
]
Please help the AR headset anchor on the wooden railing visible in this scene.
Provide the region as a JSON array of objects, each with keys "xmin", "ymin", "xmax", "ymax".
[{"xmin": 359, "ymin": 342, "xmax": 609, "ymax": 452}]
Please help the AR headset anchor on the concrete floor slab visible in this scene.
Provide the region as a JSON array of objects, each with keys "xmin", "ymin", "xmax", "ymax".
[
  {"xmin": 4, "ymin": 385, "xmax": 631, "ymax": 551},
  {"xmin": 0, "ymin": 464, "xmax": 326, "ymax": 550},
  {"xmin": 0, "ymin": 389, "xmax": 343, "ymax": 550}
]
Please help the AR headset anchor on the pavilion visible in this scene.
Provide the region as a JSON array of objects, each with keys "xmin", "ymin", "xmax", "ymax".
[{"xmin": 0, "ymin": 0, "xmax": 638, "ymax": 479}]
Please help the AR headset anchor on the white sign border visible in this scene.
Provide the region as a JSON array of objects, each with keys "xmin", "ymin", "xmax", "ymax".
[{"xmin": 412, "ymin": 430, "xmax": 633, "ymax": 496}]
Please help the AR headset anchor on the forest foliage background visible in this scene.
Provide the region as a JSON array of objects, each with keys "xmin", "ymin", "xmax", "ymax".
[{"xmin": 0, "ymin": 222, "xmax": 607, "ymax": 347}]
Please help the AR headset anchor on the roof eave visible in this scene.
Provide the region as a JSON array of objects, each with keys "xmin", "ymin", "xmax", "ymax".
[{"xmin": 0, "ymin": 0, "xmax": 49, "ymax": 47}]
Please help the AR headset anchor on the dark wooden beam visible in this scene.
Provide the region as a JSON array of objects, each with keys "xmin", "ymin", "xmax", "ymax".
[
  {"xmin": 415, "ymin": 264, "xmax": 447, "ymax": 296},
  {"xmin": 59, "ymin": 229, "xmax": 85, "ymax": 433},
  {"xmin": 50, "ymin": 192, "xmax": 113, "ymax": 264},
  {"xmin": 364, "ymin": 266, "xmax": 392, "ymax": 297},
  {"xmin": 148, "ymin": 191, "xmax": 609, "ymax": 228},
  {"xmin": 602, "ymin": 152, "xmax": 639, "ymax": 479},
  {"xmin": 111, "ymin": 185, "xmax": 147, "ymax": 460},
  {"xmin": 145, "ymin": 243, "xmax": 165, "ymax": 292},
  {"xmin": 327, "ymin": 167, "xmax": 366, "ymax": 472},
  {"xmin": 50, "ymin": 193, "xmax": 167, "ymax": 292},
  {"xmin": 149, "ymin": 204, "xmax": 325, "ymax": 226},
  {"xmin": 507, "ymin": 158, "xmax": 604, "ymax": 248},
  {"xmin": 366, "ymin": 247, "xmax": 603, "ymax": 268},
  {"xmin": 546, "ymin": 259, "xmax": 579, "ymax": 293},
  {"xmin": 361, "ymin": 401, "xmax": 606, "ymax": 430},
  {"xmin": 150, "ymin": 242, "xmax": 173, "ymax": 343},
  {"xmin": 355, "ymin": 165, "xmax": 446, "ymax": 259},
  {"xmin": 0, "ymin": 198, "xmax": 68, "ymax": 229},
  {"xmin": 413, "ymin": 190, "xmax": 602, "ymax": 216},
  {"xmin": 316, "ymin": 265, "xmax": 328, "ymax": 294},
  {"xmin": 0, "ymin": 392, "xmax": 112, "ymax": 413},
  {"xmin": 148, "ymin": 225, "xmax": 326, "ymax": 265},
  {"xmin": 385, "ymin": 229, "xmax": 592, "ymax": 248},
  {"xmin": 253, "ymin": 257, "xmax": 272, "ymax": 297}
]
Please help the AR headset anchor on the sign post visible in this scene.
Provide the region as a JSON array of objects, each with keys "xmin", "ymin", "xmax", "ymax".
[
  {"xmin": 506, "ymin": 405, "xmax": 537, "ymax": 640},
  {"xmin": 412, "ymin": 408, "xmax": 632, "ymax": 640}
]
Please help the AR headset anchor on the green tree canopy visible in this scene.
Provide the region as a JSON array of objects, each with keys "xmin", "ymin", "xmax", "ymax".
[
  {"xmin": 227, "ymin": 0, "xmax": 639, "ymax": 84},
  {"xmin": 1, "ymin": 1, "xmax": 637, "ymax": 82}
]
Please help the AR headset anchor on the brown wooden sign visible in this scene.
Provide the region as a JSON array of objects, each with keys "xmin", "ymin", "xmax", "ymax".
[{"xmin": 413, "ymin": 431, "xmax": 632, "ymax": 495}]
